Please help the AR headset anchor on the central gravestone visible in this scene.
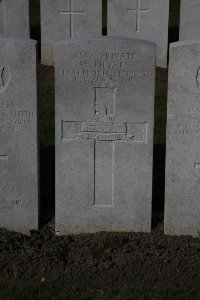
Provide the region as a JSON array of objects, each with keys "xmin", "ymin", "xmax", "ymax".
[
  {"xmin": 0, "ymin": 36, "xmax": 38, "ymax": 235},
  {"xmin": 0, "ymin": 0, "xmax": 29, "ymax": 38},
  {"xmin": 55, "ymin": 37, "xmax": 155, "ymax": 235}
]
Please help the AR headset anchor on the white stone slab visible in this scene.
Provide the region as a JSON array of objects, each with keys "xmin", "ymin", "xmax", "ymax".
[
  {"xmin": 0, "ymin": 36, "xmax": 38, "ymax": 235},
  {"xmin": 107, "ymin": 0, "xmax": 169, "ymax": 68},
  {"xmin": 179, "ymin": 0, "xmax": 200, "ymax": 41},
  {"xmin": 55, "ymin": 37, "xmax": 155, "ymax": 235},
  {"xmin": 165, "ymin": 40, "xmax": 200, "ymax": 237},
  {"xmin": 0, "ymin": 0, "xmax": 29, "ymax": 38},
  {"xmin": 41, "ymin": 0, "xmax": 102, "ymax": 66}
]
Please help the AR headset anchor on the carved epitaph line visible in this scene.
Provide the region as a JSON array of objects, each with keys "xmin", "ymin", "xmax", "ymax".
[{"xmin": 0, "ymin": 154, "xmax": 8, "ymax": 160}]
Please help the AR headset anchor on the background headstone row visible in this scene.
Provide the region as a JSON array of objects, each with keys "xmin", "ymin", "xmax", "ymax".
[{"xmin": 1, "ymin": 0, "xmax": 200, "ymax": 67}]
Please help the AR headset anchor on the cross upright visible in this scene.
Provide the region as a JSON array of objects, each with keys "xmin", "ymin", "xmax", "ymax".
[
  {"xmin": 58, "ymin": 0, "xmax": 86, "ymax": 38},
  {"xmin": 128, "ymin": 0, "xmax": 149, "ymax": 32}
]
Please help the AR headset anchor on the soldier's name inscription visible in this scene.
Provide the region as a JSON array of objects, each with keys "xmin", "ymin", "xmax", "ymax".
[{"xmin": 61, "ymin": 50, "xmax": 153, "ymax": 83}]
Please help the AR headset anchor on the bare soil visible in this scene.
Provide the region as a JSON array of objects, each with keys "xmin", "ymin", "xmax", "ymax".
[{"xmin": 0, "ymin": 222, "xmax": 200, "ymax": 289}]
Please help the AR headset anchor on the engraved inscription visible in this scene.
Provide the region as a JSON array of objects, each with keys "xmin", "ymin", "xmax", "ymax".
[
  {"xmin": 128, "ymin": 0, "xmax": 149, "ymax": 32},
  {"xmin": 0, "ymin": 65, "xmax": 10, "ymax": 92},
  {"xmin": 58, "ymin": 0, "xmax": 86, "ymax": 38},
  {"xmin": 0, "ymin": 102, "xmax": 34, "ymax": 131},
  {"xmin": 174, "ymin": 106, "xmax": 200, "ymax": 137},
  {"xmin": 0, "ymin": 199, "xmax": 20, "ymax": 212},
  {"xmin": 178, "ymin": 212, "xmax": 200, "ymax": 218},
  {"xmin": 0, "ymin": 154, "xmax": 8, "ymax": 160},
  {"xmin": 62, "ymin": 102, "xmax": 148, "ymax": 143},
  {"xmin": 62, "ymin": 50, "xmax": 152, "ymax": 84}
]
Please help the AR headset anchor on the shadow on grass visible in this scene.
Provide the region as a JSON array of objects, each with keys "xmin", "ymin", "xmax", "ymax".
[
  {"xmin": 39, "ymin": 147, "xmax": 55, "ymax": 228},
  {"xmin": 152, "ymin": 144, "xmax": 166, "ymax": 228}
]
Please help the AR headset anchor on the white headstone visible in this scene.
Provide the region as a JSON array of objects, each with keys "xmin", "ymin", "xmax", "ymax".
[
  {"xmin": 55, "ymin": 37, "xmax": 155, "ymax": 235},
  {"xmin": 179, "ymin": 0, "xmax": 200, "ymax": 41},
  {"xmin": 0, "ymin": 36, "xmax": 38, "ymax": 235},
  {"xmin": 165, "ymin": 40, "xmax": 200, "ymax": 237},
  {"xmin": 107, "ymin": 0, "xmax": 169, "ymax": 68},
  {"xmin": 41, "ymin": 0, "xmax": 102, "ymax": 66},
  {"xmin": 0, "ymin": 0, "xmax": 30, "ymax": 38}
]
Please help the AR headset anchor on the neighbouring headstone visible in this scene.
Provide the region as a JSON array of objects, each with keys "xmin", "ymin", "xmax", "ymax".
[
  {"xmin": 107, "ymin": 0, "xmax": 169, "ymax": 68},
  {"xmin": 0, "ymin": 36, "xmax": 38, "ymax": 235},
  {"xmin": 179, "ymin": 0, "xmax": 200, "ymax": 40},
  {"xmin": 0, "ymin": 0, "xmax": 29, "ymax": 38},
  {"xmin": 41, "ymin": 0, "xmax": 102, "ymax": 66},
  {"xmin": 55, "ymin": 37, "xmax": 155, "ymax": 235},
  {"xmin": 165, "ymin": 40, "xmax": 200, "ymax": 237}
]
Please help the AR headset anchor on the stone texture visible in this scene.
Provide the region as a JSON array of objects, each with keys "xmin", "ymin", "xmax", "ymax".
[
  {"xmin": 0, "ymin": 0, "xmax": 29, "ymax": 38},
  {"xmin": 107, "ymin": 0, "xmax": 169, "ymax": 68},
  {"xmin": 55, "ymin": 37, "xmax": 155, "ymax": 235},
  {"xmin": 165, "ymin": 40, "xmax": 200, "ymax": 237},
  {"xmin": 179, "ymin": 0, "xmax": 200, "ymax": 41},
  {"xmin": 41, "ymin": 0, "xmax": 102, "ymax": 66},
  {"xmin": 0, "ymin": 36, "xmax": 38, "ymax": 235}
]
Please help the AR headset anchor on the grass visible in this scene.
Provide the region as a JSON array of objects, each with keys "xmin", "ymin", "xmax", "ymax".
[{"xmin": 0, "ymin": 285, "xmax": 199, "ymax": 300}]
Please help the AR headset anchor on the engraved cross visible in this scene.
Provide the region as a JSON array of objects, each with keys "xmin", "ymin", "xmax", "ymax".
[
  {"xmin": 128, "ymin": 0, "xmax": 148, "ymax": 32},
  {"xmin": 58, "ymin": 0, "xmax": 86, "ymax": 38},
  {"xmin": 62, "ymin": 87, "xmax": 148, "ymax": 207}
]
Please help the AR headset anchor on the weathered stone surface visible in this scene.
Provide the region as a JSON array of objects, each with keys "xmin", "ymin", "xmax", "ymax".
[
  {"xmin": 55, "ymin": 37, "xmax": 155, "ymax": 235},
  {"xmin": 165, "ymin": 40, "xmax": 200, "ymax": 237},
  {"xmin": 0, "ymin": 36, "xmax": 38, "ymax": 235},
  {"xmin": 107, "ymin": 0, "xmax": 169, "ymax": 68},
  {"xmin": 41, "ymin": 0, "xmax": 102, "ymax": 66},
  {"xmin": 0, "ymin": 0, "xmax": 29, "ymax": 38},
  {"xmin": 179, "ymin": 0, "xmax": 200, "ymax": 40}
]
